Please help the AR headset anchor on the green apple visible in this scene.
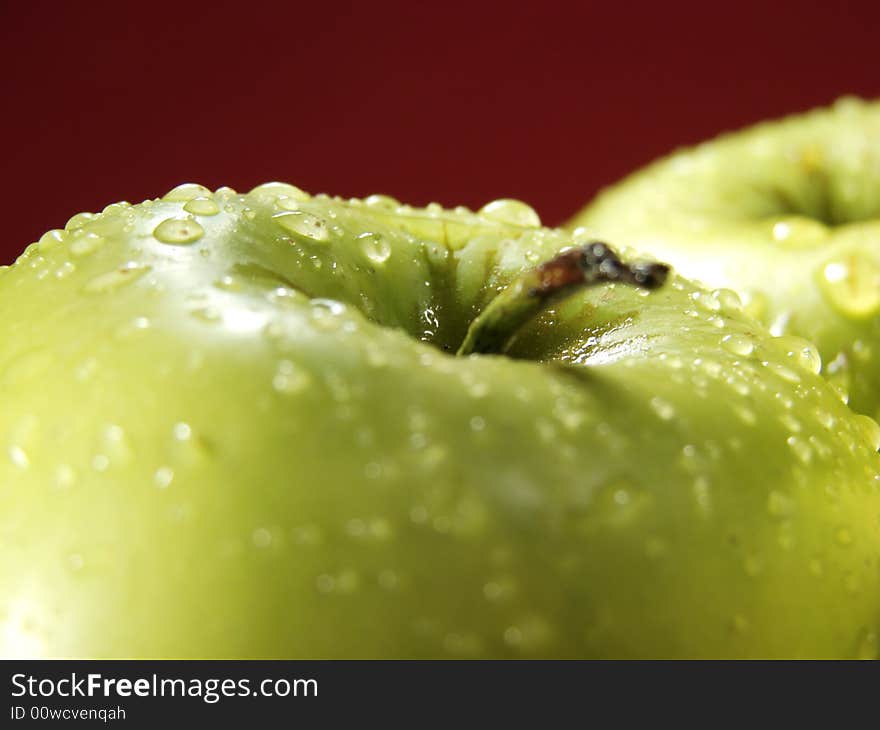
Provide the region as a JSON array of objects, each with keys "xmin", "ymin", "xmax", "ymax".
[
  {"xmin": 1, "ymin": 183, "xmax": 879, "ymax": 659},
  {"xmin": 570, "ymin": 98, "xmax": 880, "ymax": 418}
]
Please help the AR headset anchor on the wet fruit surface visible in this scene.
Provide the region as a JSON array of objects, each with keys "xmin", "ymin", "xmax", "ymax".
[
  {"xmin": 1, "ymin": 184, "xmax": 879, "ymax": 658},
  {"xmin": 570, "ymin": 98, "xmax": 880, "ymax": 419}
]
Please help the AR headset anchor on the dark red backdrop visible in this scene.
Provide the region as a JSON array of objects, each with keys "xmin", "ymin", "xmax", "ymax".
[{"xmin": 2, "ymin": 1, "xmax": 878, "ymax": 263}]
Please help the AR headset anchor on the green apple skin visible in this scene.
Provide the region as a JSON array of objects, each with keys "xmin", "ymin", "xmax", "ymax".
[
  {"xmin": 1, "ymin": 184, "xmax": 879, "ymax": 659},
  {"xmin": 570, "ymin": 98, "xmax": 880, "ymax": 418}
]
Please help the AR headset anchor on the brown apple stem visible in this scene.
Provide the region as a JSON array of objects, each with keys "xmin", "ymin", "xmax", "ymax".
[{"xmin": 456, "ymin": 242, "xmax": 670, "ymax": 357}]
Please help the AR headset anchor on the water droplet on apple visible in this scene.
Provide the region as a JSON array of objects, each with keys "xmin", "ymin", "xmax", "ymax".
[
  {"xmin": 712, "ymin": 288, "xmax": 742, "ymax": 312},
  {"xmin": 248, "ymin": 182, "xmax": 310, "ymax": 206},
  {"xmin": 786, "ymin": 435, "xmax": 812, "ymax": 464},
  {"xmin": 767, "ymin": 490, "xmax": 795, "ymax": 519},
  {"xmin": 363, "ymin": 194, "xmax": 401, "ymax": 211},
  {"xmin": 767, "ymin": 361, "xmax": 801, "ymax": 384},
  {"xmin": 853, "ymin": 414, "xmax": 880, "ymax": 451},
  {"xmin": 252, "ymin": 527, "xmax": 273, "ymax": 548},
  {"xmin": 65, "ymin": 212, "xmax": 96, "ymax": 231},
  {"xmin": 7, "ymin": 415, "xmax": 39, "ymax": 470},
  {"xmin": 69, "ymin": 231, "xmax": 105, "ymax": 257},
  {"xmin": 272, "ymin": 211, "xmax": 330, "ymax": 242},
  {"xmin": 649, "ymin": 396, "xmax": 675, "ymax": 421},
  {"xmin": 358, "ymin": 232, "xmax": 391, "ymax": 264},
  {"xmin": 162, "ymin": 183, "xmax": 212, "ymax": 202},
  {"xmin": 721, "ymin": 333, "xmax": 754, "ymax": 357},
  {"xmin": 501, "ymin": 615, "xmax": 553, "ymax": 652},
  {"xmin": 774, "ymin": 335, "xmax": 822, "ymax": 375},
  {"xmin": 478, "ymin": 199, "xmax": 541, "ymax": 227},
  {"xmin": 153, "ymin": 217, "xmax": 204, "ymax": 245},
  {"xmin": 482, "ymin": 576, "xmax": 516, "ymax": 602},
  {"xmin": 96, "ymin": 423, "xmax": 133, "ymax": 468},
  {"xmin": 855, "ymin": 627, "xmax": 879, "ymax": 659},
  {"xmin": 272, "ymin": 360, "xmax": 311, "ymax": 395},
  {"xmin": 54, "ymin": 261, "xmax": 76, "ymax": 279},
  {"xmin": 770, "ymin": 216, "xmax": 826, "ymax": 246},
  {"xmin": 183, "ymin": 196, "xmax": 220, "ymax": 216},
  {"xmin": 819, "ymin": 255, "xmax": 880, "ymax": 318},
  {"xmin": 154, "ymin": 466, "xmax": 174, "ymax": 488},
  {"xmin": 54, "ymin": 464, "xmax": 77, "ymax": 490},
  {"xmin": 84, "ymin": 264, "xmax": 151, "ymax": 294},
  {"xmin": 37, "ymin": 229, "xmax": 66, "ymax": 252},
  {"xmin": 733, "ymin": 404, "xmax": 757, "ymax": 426}
]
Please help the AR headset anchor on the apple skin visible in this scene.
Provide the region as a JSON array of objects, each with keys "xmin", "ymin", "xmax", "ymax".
[
  {"xmin": 1, "ymin": 183, "xmax": 879, "ymax": 659},
  {"xmin": 570, "ymin": 98, "xmax": 880, "ymax": 418}
]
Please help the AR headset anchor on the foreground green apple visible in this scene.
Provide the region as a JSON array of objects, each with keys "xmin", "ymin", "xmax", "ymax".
[
  {"xmin": 1, "ymin": 184, "xmax": 879, "ymax": 658},
  {"xmin": 570, "ymin": 98, "xmax": 880, "ymax": 417}
]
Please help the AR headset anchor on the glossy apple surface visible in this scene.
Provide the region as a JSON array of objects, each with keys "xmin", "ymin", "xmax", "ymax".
[
  {"xmin": 571, "ymin": 98, "xmax": 880, "ymax": 417},
  {"xmin": 1, "ymin": 184, "xmax": 879, "ymax": 658}
]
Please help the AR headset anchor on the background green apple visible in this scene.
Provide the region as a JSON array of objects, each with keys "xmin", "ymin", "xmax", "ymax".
[
  {"xmin": 1, "ymin": 184, "xmax": 879, "ymax": 658},
  {"xmin": 569, "ymin": 98, "xmax": 880, "ymax": 418}
]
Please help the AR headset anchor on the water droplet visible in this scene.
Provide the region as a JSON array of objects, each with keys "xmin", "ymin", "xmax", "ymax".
[
  {"xmin": 97, "ymin": 423, "xmax": 133, "ymax": 467},
  {"xmin": 502, "ymin": 616, "xmax": 553, "ymax": 651},
  {"xmin": 731, "ymin": 403, "xmax": 756, "ymax": 426},
  {"xmin": 743, "ymin": 554, "xmax": 763, "ymax": 577},
  {"xmin": 363, "ymin": 194, "xmax": 401, "ymax": 211},
  {"xmin": 154, "ymin": 466, "xmax": 174, "ymax": 488},
  {"xmin": 469, "ymin": 416, "xmax": 486, "ymax": 432},
  {"xmin": 712, "ymin": 288, "xmax": 742, "ymax": 312},
  {"xmin": 69, "ymin": 232, "xmax": 105, "ymax": 257},
  {"xmin": 65, "ymin": 212, "xmax": 95, "ymax": 231},
  {"xmin": 54, "ymin": 464, "xmax": 77, "ymax": 489},
  {"xmin": 786, "ymin": 436, "xmax": 812, "ymax": 464},
  {"xmin": 819, "ymin": 255, "xmax": 880, "ymax": 318},
  {"xmin": 358, "ymin": 232, "xmax": 391, "ymax": 264},
  {"xmin": 183, "ymin": 196, "xmax": 220, "ymax": 216},
  {"xmin": 252, "ymin": 527, "xmax": 273, "ymax": 548},
  {"xmin": 153, "ymin": 217, "xmax": 204, "ymax": 245},
  {"xmin": 768, "ymin": 362, "xmax": 801, "ymax": 384},
  {"xmin": 162, "ymin": 183, "xmax": 212, "ymax": 202},
  {"xmin": 249, "ymin": 182, "xmax": 310, "ymax": 207},
  {"xmin": 835, "ymin": 527, "xmax": 853, "ymax": 546},
  {"xmin": 190, "ymin": 307, "xmax": 221, "ymax": 324},
  {"xmin": 272, "ymin": 211, "xmax": 330, "ymax": 242},
  {"xmin": 83, "ymin": 263, "xmax": 151, "ymax": 294},
  {"xmin": 721, "ymin": 333, "xmax": 754, "ymax": 357},
  {"xmin": 54, "ymin": 261, "xmax": 76, "ymax": 279},
  {"xmin": 775, "ymin": 335, "xmax": 822, "ymax": 374},
  {"xmin": 767, "ymin": 490, "xmax": 795, "ymax": 519},
  {"xmin": 272, "ymin": 360, "xmax": 311, "ymax": 395},
  {"xmin": 7, "ymin": 415, "xmax": 39, "ymax": 470},
  {"xmin": 37, "ymin": 229, "xmax": 66, "ymax": 252},
  {"xmin": 649, "ymin": 396, "xmax": 675, "ymax": 421},
  {"xmin": 853, "ymin": 414, "xmax": 880, "ymax": 451},
  {"xmin": 855, "ymin": 627, "xmax": 878, "ymax": 659},
  {"xmin": 478, "ymin": 199, "xmax": 541, "ymax": 227},
  {"xmin": 771, "ymin": 217, "xmax": 826, "ymax": 246},
  {"xmin": 692, "ymin": 475, "xmax": 711, "ymax": 514}
]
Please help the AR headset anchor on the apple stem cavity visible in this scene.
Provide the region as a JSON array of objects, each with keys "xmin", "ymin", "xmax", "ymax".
[{"xmin": 457, "ymin": 242, "xmax": 670, "ymax": 357}]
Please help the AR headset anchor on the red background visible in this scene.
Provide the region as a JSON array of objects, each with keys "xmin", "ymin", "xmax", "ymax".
[{"xmin": 1, "ymin": 1, "xmax": 878, "ymax": 264}]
